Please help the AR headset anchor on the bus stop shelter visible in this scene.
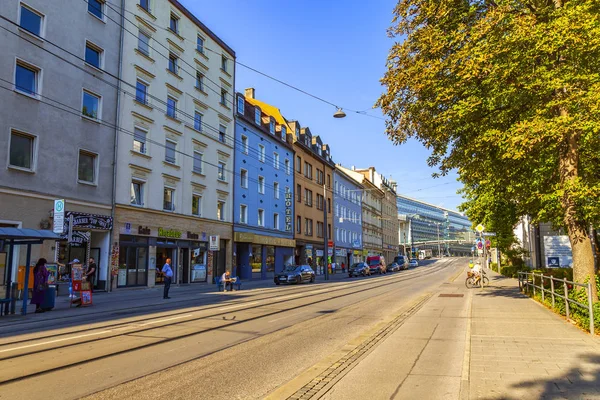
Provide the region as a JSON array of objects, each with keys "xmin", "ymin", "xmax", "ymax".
[{"xmin": 0, "ymin": 228, "xmax": 64, "ymax": 316}]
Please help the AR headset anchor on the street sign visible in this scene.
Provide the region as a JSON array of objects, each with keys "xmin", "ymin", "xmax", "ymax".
[
  {"xmin": 53, "ymin": 199, "xmax": 65, "ymax": 234},
  {"xmin": 475, "ymin": 224, "xmax": 485, "ymax": 233},
  {"xmin": 209, "ymin": 235, "xmax": 220, "ymax": 251},
  {"xmin": 482, "ymin": 232, "xmax": 496, "ymax": 237},
  {"xmin": 471, "ymin": 246, "xmax": 475, "ymax": 252}
]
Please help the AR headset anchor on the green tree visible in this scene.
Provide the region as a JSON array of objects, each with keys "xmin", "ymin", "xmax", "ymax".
[{"xmin": 377, "ymin": 0, "xmax": 600, "ymax": 299}]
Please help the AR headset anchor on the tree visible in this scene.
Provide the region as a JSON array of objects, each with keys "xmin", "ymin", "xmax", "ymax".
[{"xmin": 377, "ymin": 0, "xmax": 600, "ymax": 299}]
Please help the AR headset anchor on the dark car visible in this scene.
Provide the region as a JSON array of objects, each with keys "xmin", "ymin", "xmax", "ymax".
[
  {"xmin": 394, "ymin": 256, "xmax": 409, "ymax": 270},
  {"xmin": 348, "ymin": 262, "xmax": 370, "ymax": 277},
  {"xmin": 387, "ymin": 262, "xmax": 401, "ymax": 272},
  {"xmin": 274, "ymin": 265, "xmax": 315, "ymax": 285}
]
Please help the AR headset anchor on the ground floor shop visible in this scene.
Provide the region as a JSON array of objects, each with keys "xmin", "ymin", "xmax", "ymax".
[
  {"xmin": 233, "ymin": 232, "xmax": 294, "ymax": 280},
  {"xmin": 333, "ymin": 247, "xmax": 363, "ymax": 270},
  {"xmin": 294, "ymin": 241, "xmax": 331, "ymax": 274},
  {"xmin": 113, "ymin": 206, "xmax": 232, "ymax": 288}
]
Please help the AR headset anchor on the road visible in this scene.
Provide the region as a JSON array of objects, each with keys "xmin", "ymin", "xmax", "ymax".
[{"xmin": 0, "ymin": 258, "xmax": 464, "ymax": 400}]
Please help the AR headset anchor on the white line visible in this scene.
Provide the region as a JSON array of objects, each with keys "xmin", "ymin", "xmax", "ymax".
[
  {"xmin": 0, "ymin": 330, "xmax": 113, "ymax": 353},
  {"xmin": 219, "ymin": 301, "xmax": 259, "ymax": 311},
  {"xmin": 139, "ymin": 314, "xmax": 193, "ymax": 326}
]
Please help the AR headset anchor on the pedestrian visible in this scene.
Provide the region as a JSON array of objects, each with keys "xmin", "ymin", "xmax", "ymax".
[
  {"xmin": 31, "ymin": 258, "xmax": 49, "ymax": 313},
  {"xmin": 341, "ymin": 262, "xmax": 346, "ymax": 273},
  {"xmin": 221, "ymin": 270, "xmax": 233, "ymax": 292},
  {"xmin": 85, "ymin": 257, "xmax": 97, "ymax": 292},
  {"xmin": 161, "ymin": 258, "xmax": 173, "ymax": 299}
]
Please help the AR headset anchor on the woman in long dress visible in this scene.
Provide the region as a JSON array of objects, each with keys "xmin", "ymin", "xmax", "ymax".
[{"xmin": 31, "ymin": 258, "xmax": 49, "ymax": 313}]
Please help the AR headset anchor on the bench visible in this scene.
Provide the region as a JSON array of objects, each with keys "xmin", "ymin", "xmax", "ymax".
[
  {"xmin": 0, "ymin": 298, "xmax": 11, "ymax": 316},
  {"xmin": 215, "ymin": 277, "xmax": 242, "ymax": 292}
]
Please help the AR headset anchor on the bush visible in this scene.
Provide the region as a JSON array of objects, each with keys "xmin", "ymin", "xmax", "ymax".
[{"xmin": 500, "ymin": 266, "xmax": 522, "ymax": 278}]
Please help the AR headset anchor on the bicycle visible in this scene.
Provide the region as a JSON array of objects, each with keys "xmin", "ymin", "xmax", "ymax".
[{"xmin": 465, "ymin": 270, "xmax": 489, "ymax": 289}]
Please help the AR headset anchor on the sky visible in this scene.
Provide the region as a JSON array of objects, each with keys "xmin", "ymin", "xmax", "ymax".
[{"xmin": 180, "ymin": 0, "xmax": 465, "ymax": 212}]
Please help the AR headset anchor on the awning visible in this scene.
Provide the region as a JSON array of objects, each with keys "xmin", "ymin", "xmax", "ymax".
[{"xmin": 0, "ymin": 228, "xmax": 65, "ymax": 244}]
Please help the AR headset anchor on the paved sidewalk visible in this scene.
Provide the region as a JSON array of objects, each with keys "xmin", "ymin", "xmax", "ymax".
[{"xmin": 468, "ymin": 270, "xmax": 600, "ymax": 399}]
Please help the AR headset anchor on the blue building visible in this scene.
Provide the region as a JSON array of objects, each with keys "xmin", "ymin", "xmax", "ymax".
[
  {"xmin": 233, "ymin": 89, "xmax": 295, "ymax": 279},
  {"xmin": 333, "ymin": 168, "xmax": 364, "ymax": 267}
]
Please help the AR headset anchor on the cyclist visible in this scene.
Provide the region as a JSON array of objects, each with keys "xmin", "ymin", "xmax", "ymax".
[{"xmin": 472, "ymin": 261, "xmax": 482, "ymax": 282}]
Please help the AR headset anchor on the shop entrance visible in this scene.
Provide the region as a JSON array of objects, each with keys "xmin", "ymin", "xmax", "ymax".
[
  {"xmin": 179, "ymin": 247, "xmax": 189, "ymax": 284},
  {"xmin": 119, "ymin": 246, "xmax": 148, "ymax": 286},
  {"xmin": 212, "ymin": 239, "xmax": 226, "ymax": 282}
]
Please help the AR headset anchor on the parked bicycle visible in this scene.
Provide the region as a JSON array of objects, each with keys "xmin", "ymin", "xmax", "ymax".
[{"xmin": 465, "ymin": 269, "xmax": 489, "ymax": 289}]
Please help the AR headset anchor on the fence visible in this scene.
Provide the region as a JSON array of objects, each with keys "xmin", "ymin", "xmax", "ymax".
[{"xmin": 518, "ymin": 271, "xmax": 594, "ymax": 335}]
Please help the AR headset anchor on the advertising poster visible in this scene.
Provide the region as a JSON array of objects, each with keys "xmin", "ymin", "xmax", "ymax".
[{"xmin": 543, "ymin": 236, "xmax": 573, "ymax": 268}]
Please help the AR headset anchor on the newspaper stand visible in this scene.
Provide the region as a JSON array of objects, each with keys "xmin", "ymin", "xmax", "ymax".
[{"xmin": 70, "ymin": 264, "xmax": 93, "ymax": 307}]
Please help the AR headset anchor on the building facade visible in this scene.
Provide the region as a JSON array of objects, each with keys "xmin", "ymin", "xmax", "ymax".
[
  {"xmin": 112, "ymin": 0, "xmax": 235, "ymax": 288},
  {"xmin": 333, "ymin": 168, "xmax": 363, "ymax": 266},
  {"xmin": 290, "ymin": 122, "xmax": 334, "ymax": 271},
  {"xmin": 0, "ymin": 0, "xmax": 121, "ymax": 291},
  {"xmin": 232, "ymin": 89, "xmax": 295, "ymax": 279}
]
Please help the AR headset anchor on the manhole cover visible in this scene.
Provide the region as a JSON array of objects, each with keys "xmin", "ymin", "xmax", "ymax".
[{"xmin": 438, "ymin": 294, "xmax": 464, "ymax": 298}]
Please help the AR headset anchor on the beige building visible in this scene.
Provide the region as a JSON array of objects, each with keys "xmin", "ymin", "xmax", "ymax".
[{"xmin": 112, "ymin": 0, "xmax": 235, "ymax": 288}]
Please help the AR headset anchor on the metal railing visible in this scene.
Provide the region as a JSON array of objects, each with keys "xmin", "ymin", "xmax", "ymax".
[{"xmin": 518, "ymin": 271, "xmax": 595, "ymax": 335}]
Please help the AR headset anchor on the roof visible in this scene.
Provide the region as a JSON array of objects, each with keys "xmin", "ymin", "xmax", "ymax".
[
  {"xmin": 0, "ymin": 228, "xmax": 64, "ymax": 241},
  {"xmin": 245, "ymin": 97, "xmax": 292, "ymax": 132}
]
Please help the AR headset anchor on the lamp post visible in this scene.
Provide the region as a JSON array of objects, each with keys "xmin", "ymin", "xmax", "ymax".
[{"xmin": 323, "ymin": 180, "xmax": 329, "ymax": 280}]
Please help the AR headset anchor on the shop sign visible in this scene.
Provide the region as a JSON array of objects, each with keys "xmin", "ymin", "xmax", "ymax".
[
  {"xmin": 352, "ymin": 240, "xmax": 361, "ymax": 248},
  {"xmin": 65, "ymin": 211, "xmax": 113, "ymax": 230},
  {"xmin": 69, "ymin": 231, "xmax": 90, "ymax": 247},
  {"xmin": 158, "ymin": 228, "xmax": 182, "ymax": 239},
  {"xmin": 285, "ymin": 192, "xmax": 293, "ymax": 232},
  {"xmin": 186, "ymin": 231, "xmax": 199, "ymax": 240},
  {"xmin": 138, "ymin": 226, "xmax": 151, "ymax": 235},
  {"xmin": 53, "ymin": 199, "xmax": 65, "ymax": 234},
  {"xmin": 306, "ymin": 244, "xmax": 313, "ymax": 250},
  {"xmin": 316, "ymin": 250, "xmax": 323, "ymax": 257},
  {"xmin": 209, "ymin": 235, "xmax": 220, "ymax": 251},
  {"xmin": 335, "ymin": 249, "xmax": 345, "ymax": 256}
]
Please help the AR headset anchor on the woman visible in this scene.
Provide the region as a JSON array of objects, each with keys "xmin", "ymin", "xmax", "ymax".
[{"xmin": 31, "ymin": 258, "xmax": 49, "ymax": 313}]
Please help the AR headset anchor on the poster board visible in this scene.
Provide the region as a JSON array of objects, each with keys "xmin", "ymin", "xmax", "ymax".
[
  {"xmin": 46, "ymin": 264, "xmax": 58, "ymax": 285},
  {"xmin": 70, "ymin": 264, "xmax": 93, "ymax": 307},
  {"xmin": 543, "ymin": 236, "xmax": 573, "ymax": 268}
]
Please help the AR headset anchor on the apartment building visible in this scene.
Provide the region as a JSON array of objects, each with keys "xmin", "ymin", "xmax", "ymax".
[
  {"xmin": 333, "ymin": 168, "xmax": 364, "ymax": 266},
  {"xmin": 0, "ymin": 0, "xmax": 121, "ymax": 291},
  {"xmin": 112, "ymin": 0, "xmax": 235, "ymax": 288},
  {"xmin": 290, "ymin": 122, "xmax": 334, "ymax": 270},
  {"xmin": 232, "ymin": 89, "xmax": 295, "ymax": 279}
]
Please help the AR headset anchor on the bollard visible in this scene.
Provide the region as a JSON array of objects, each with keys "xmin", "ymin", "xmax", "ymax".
[
  {"xmin": 541, "ymin": 275, "xmax": 545, "ymax": 303},
  {"xmin": 533, "ymin": 273, "xmax": 536, "ymax": 296},
  {"xmin": 564, "ymin": 278, "xmax": 570, "ymax": 321},
  {"xmin": 550, "ymin": 278, "xmax": 555, "ymax": 309},
  {"xmin": 588, "ymin": 281, "xmax": 594, "ymax": 335}
]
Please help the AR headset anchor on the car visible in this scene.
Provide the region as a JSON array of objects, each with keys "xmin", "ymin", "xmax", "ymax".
[
  {"xmin": 366, "ymin": 255, "xmax": 387, "ymax": 274},
  {"xmin": 348, "ymin": 262, "xmax": 370, "ymax": 277},
  {"xmin": 274, "ymin": 265, "xmax": 315, "ymax": 285},
  {"xmin": 409, "ymin": 259, "xmax": 419, "ymax": 268},
  {"xmin": 393, "ymin": 256, "xmax": 409, "ymax": 270},
  {"xmin": 387, "ymin": 262, "xmax": 401, "ymax": 272}
]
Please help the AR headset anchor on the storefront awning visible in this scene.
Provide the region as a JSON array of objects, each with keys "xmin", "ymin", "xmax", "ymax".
[{"xmin": 0, "ymin": 228, "xmax": 65, "ymax": 244}]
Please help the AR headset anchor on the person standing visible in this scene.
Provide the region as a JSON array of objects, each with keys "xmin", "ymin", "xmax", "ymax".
[
  {"xmin": 31, "ymin": 258, "xmax": 49, "ymax": 313},
  {"xmin": 85, "ymin": 258, "xmax": 97, "ymax": 292},
  {"xmin": 162, "ymin": 258, "xmax": 173, "ymax": 299}
]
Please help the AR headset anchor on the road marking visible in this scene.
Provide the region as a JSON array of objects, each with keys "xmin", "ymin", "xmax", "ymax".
[
  {"xmin": 0, "ymin": 330, "xmax": 113, "ymax": 353},
  {"xmin": 219, "ymin": 301, "xmax": 259, "ymax": 311},
  {"xmin": 139, "ymin": 314, "xmax": 193, "ymax": 326}
]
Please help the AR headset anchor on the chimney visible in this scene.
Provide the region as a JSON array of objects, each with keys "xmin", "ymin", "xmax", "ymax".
[
  {"xmin": 245, "ymin": 88, "xmax": 255, "ymax": 99},
  {"xmin": 351, "ymin": 165, "xmax": 355, "ymax": 171}
]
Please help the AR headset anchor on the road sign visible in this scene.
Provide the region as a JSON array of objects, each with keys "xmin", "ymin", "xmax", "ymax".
[
  {"xmin": 482, "ymin": 232, "xmax": 496, "ymax": 237},
  {"xmin": 477, "ymin": 241, "xmax": 483, "ymax": 250},
  {"xmin": 53, "ymin": 199, "xmax": 65, "ymax": 234},
  {"xmin": 471, "ymin": 246, "xmax": 475, "ymax": 252},
  {"xmin": 475, "ymin": 224, "xmax": 485, "ymax": 233}
]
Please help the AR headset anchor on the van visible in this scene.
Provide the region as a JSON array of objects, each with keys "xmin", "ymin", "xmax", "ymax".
[
  {"xmin": 393, "ymin": 255, "xmax": 409, "ymax": 270},
  {"xmin": 366, "ymin": 255, "xmax": 386, "ymax": 274}
]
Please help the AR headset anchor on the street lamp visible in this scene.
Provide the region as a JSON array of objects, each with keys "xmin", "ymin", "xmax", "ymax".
[{"xmin": 333, "ymin": 108, "xmax": 346, "ymax": 118}]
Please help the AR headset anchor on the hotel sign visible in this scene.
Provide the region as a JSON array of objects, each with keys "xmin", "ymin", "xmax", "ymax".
[{"xmin": 285, "ymin": 192, "xmax": 293, "ymax": 232}]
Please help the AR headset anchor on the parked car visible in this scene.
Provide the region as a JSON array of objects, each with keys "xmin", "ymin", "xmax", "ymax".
[
  {"xmin": 409, "ymin": 259, "xmax": 419, "ymax": 268},
  {"xmin": 387, "ymin": 262, "xmax": 401, "ymax": 272},
  {"xmin": 393, "ymin": 256, "xmax": 409, "ymax": 270},
  {"xmin": 274, "ymin": 265, "xmax": 315, "ymax": 285},
  {"xmin": 348, "ymin": 262, "xmax": 370, "ymax": 277},
  {"xmin": 366, "ymin": 255, "xmax": 387, "ymax": 274}
]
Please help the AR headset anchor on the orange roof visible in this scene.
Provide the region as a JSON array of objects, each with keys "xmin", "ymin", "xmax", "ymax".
[{"xmin": 245, "ymin": 97, "xmax": 292, "ymax": 132}]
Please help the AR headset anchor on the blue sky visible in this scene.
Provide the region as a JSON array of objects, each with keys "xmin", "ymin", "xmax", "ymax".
[{"xmin": 180, "ymin": 0, "xmax": 465, "ymax": 212}]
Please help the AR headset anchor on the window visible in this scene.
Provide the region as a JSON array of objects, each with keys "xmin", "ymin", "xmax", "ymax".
[
  {"xmin": 219, "ymin": 124, "xmax": 226, "ymax": 143},
  {"xmin": 240, "ymin": 169, "xmax": 248, "ymax": 188},
  {"xmin": 85, "ymin": 41, "xmax": 103, "ymax": 69},
  {"xmin": 218, "ymin": 162, "xmax": 226, "ymax": 181},
  {"xmin": 297, "ymin": 184, "xmax": 301, "ymax": 202},
  {"xmin": 194, "ymin": 111, "xmax": 202, "ymax": 131},
  {"xmin": 237, "ymin": 96, "xmax": 244, "ymax": 114},
  {"xmin": 169, "ymin": 13, "xmax": 179, "ymax": 34},
  {"xmin": 296, "ymin": 156, "xmax": 301, "ymax": 172},
  {"xmin": 317, "ymin": 222, "xmax": 324, "ymax": 238},
  {"xmin": 168, "ymin": 53, "xmax": 178, "ymax": 74},
  {"xmin": 285, "ymin": 159, "xmax": 290, "ymax": 175},
  {"xmin": 316, "ymin": 169, "xmax": 323, "ymax": 185},
  {"xmin": 193, "ymin": 151, "xmax": 203, "ymax": 174},
  {"xmin": 167, "ymin": 96, "xmax": 177, "ymax": 118},
  {"xmin": 163, "ymin": 187, "xmax": 175, "ymax": 211},
  {"xmin": 258, "ymin": 176, "xmax": 265, "ymax": 194},
  {"xmin": 78, "ymin": 150, "xmax": 97, "ymax": 184},
  {"xmin": 269, "ymin": 119, "xmax": 275, "ymax": 134},
  {"xmin": 328, "ymin": 198, "xmax": 331, "ymax": 213},
  {"xmin": 281, "ymin": 126, "xmax": 287, "ymax": 141},
  {"xmin": 336, "ymin": 228, "xmax": 340, "ymax": 242},
  {"xmin": 133, "ymin": 127, "xmax": 147, "ymax": 154},
  {"xmin": 297, "ymin": 216, "xmax": 301, "ymax": 233},
  {"xmin": 221, "ymin": 55, "xmax": 228, "ymax": 72},
  {"xmin": 220, "ymin": 89, "xmax": 227, "ymax": 106},
  {"xmin": 304, "ymin": 162, "xmax": 312, "ymax": 179},
  {"xmin": 82, "ymin": 90, "xmax": 101, "ymax": 120},
  {"xmin": 192, "ymin": 195, "xmax": 201, "ymax": 216},
  {"xmin": 241, "ymin": 135, "xmax": 248, "ymax": 154},
  {"xmin": 165, "ymin": 140, "xmax": 176, "ymax": 163},
  {"xmin": 258, "ymin": 145, "xmax": 265, "ymax": 162},
  {"xmin": 305, "ymin": 189, "xmax": 313, "ymax": 207},
  {"xmin": 217, "ymin": 201, "xmax": 225, "ymax": 220},
  {"xmin": 195, "ymin": 72, "xmax": 204, "ymax": 91},
  {"xmin": 130, "ymin": 180, "xmax": 144, "ymax": 206},
  {"xmin": 255, "ymin": 108, "xmax": 261, "ymax": 125},
  {"xmin": 258, "ymin": 209, "xmax": 265, "ymax": 226},
  {"xmin": 88, "ymin": 0, "xmax": 104, "ymax": 19},
  {"xmin": 317, "ymin": 194, "xmax": 324, "ymax": 210},
  {"xmin": 327, "ymin": 174, "xmax": 331, "ymax": 188},
  {"xmin": 273, "ymin": 213, "xmax": 279, "ymax": 230},
  {"xmin": 9, "ymin": 130, "xmax": 34, "ymax": 170},
  {"xmin": 20, "ymin": 4, "xmax": 43, "ymax": 36},
  {"xmin": 140, "ymin": 0, "xmax": 150, "ymax": 12},
  {"xmin": 15, "ymin": 61, "xmax": 39, "ymax": 97},
  {"xmin": 273, "ymin": 153, "xmax": 279, "ymax": 169},
  {"xmin": 135, "ymin": 80, "xmax": 148, "ymax": 104},
  {"xmin": 274, "ymin": 182, "xmax": 279, "ymax": 199},
  {"xmin": 305, "ymin": 219, "xmax": 313, "ymax": 236},
  {"xmin": 138, "ymin": 30, "xmax": 150, "ymax": 56},
  {"xmin": 196, "ymin": 36, "xmax": 204, "ymax": 53},
  {"xmin": 240, "ymin": 205, "xmax": 247, "ymax": 224}
]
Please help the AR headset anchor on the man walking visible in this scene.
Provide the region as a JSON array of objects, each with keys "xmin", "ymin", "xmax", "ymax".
[
  {"xmin": 162, "ymin": 258, "xmax": 173, "ymax": 299},
  {"xmin": 85, "ymin": 258, "xmax": 97, "ymax": 292}
]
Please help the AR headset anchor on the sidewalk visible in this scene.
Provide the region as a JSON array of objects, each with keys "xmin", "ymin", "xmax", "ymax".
[{"xmin": 468, "ymin": 270, "xmax": 600, "ymax": 399}]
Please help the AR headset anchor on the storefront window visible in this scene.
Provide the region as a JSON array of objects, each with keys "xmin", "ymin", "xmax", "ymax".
[
  {"xmin": 266, "ymin": 246, "xmax": 275, "ymax": 273},
  {"xmin": 250, "ymin": 244, "xmax": 262, "ymax": 273},
  {"xmin": 118, "ymin": 245, "xmax": 148, "ymax": 287},
  {"xmin": 191, "ymin": 247, "xmax": 207, "ymax": 282}
]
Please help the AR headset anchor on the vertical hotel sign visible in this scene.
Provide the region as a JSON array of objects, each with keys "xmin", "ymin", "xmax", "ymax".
[
  {"xmin": 285, "ymin": 192, "xmax": 293, "ymax": 232},
  {"xmin": 53, "ymin": 199, "xmax": 65, "ymax": 234}
]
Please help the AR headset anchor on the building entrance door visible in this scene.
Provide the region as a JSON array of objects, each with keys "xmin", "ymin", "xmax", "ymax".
[{"xmin": 179, "ymin": 248, "xmax": 189, "ymax": 284}]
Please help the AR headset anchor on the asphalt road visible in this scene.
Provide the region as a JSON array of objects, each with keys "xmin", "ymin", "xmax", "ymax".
[{"xmin": 0, "ymin": 258, "xmax": 465, "ymax": 400}]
